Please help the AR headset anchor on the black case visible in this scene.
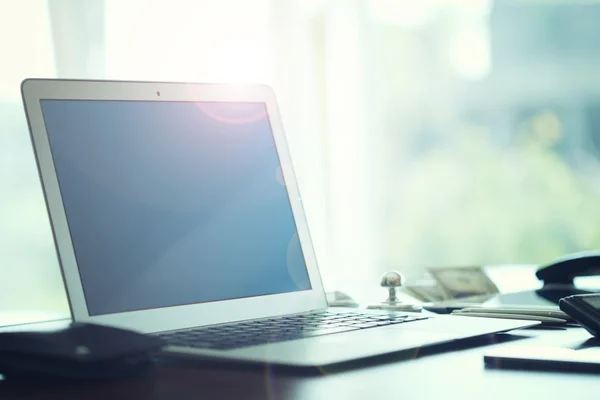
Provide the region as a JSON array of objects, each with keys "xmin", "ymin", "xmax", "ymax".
[
  {"xmin": 559, "ymin": 294, "xmax": 600, "ymax": 337},
  {"xmin": 0, "ymin": 322, "xmax": 165, "ymax": 380}
]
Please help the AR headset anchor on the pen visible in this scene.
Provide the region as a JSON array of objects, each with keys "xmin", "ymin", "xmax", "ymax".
[
  {"xmin": 451, "ymin": 311, "xmax": 567, "ymax": 324},
  {"xmin": 457, "ymin": 307, "xmax": 572, "ymax": 320}
]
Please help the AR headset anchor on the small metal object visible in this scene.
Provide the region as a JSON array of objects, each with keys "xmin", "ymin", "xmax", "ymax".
[
  {"xmin": 380, "ymin": 271, "xmax": 404, "ymax": 304},
  {"xmin": 367, "ymin": 271, "xmax": 422, "ymax": 312}
]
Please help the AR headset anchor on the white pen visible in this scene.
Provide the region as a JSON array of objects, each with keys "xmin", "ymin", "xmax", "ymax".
[
  {"xmin": 451, "ymin": 311, "xmax": 567, "ymax": 324},
  {"xmin": 456, "ymin": 307, "xmax": 571, "ymax": 320}
]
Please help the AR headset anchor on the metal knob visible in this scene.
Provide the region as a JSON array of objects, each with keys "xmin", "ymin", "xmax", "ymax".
[
  {"xmin": 367, "ymin": 270, "xmax": 421, "ymax": 312},
  {"xmin": 380, "ymin": 271, "xmax": 404, "ymax": 304}
]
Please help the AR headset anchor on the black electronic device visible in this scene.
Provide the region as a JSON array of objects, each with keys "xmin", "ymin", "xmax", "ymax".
[
  {"xmin": 536, "ymin": 251, "xmax": 600, "ymax": 286},
  {"xmin": 484, "ymin": 343, "xmax": 600, "ymax": 373},
  {"xmin": 0, "ymin": 322, "xmax": 165, "ymax": 380},
  {"xmin": 534, "ymin": 251, "xmax": 600, "ymax": 304},
  {"xmin": 559, "ymin": 294, "xmax": 600, "ymax": 337}
]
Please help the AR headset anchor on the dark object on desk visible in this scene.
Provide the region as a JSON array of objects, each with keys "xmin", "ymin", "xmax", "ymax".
[
  {"xmin": 0, "ymin": 322, "xmax": 164, "ymax": 380},
  {"xmin": 536, "ymin": 251, "xmax": 600, "ymax": 285},
  {"xmin": 560, "ymin": 294, "xmax": 600, "ymax": 337},
  {"xmin": 535, "ymin": 251, "xmax": 600, "ymax": 304},
  {"xmin": 535, "ymin": 285, "xmax": 594, "ymax": 305},
  {"xmin": 484, "ymin": 344, "xmax": 600, "ymax": 373}
]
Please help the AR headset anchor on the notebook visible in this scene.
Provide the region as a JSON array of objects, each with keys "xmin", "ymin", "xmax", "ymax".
[{"xmin": 20, "ymin": 79, "xmax": 537, "ymax": 367}]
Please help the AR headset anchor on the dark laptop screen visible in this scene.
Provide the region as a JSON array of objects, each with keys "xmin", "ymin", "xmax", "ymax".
[{"xmin": 39, "ymin": 100, "xmax": 311, "ymax": 316}]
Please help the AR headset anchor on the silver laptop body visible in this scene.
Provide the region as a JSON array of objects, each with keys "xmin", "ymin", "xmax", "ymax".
[{"xmin": 21, "ymin": 79, "xmax": 535, "ymax": 367}]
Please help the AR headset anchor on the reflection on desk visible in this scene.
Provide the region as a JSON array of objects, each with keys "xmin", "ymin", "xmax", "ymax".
[{"xmin": 0, "ymin": 324, "xmax": 598, "ymax": 399}]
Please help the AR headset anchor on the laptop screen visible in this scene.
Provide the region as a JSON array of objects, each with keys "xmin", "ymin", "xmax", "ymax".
[{"xmin": 39, "ymin": 99, "xmax": 311, "ymax": 316}]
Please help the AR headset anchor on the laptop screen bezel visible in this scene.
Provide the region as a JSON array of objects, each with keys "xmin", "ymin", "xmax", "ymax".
[{"xmin": 21, "ymin": 79, "xmax": 327, "ymax": 333}]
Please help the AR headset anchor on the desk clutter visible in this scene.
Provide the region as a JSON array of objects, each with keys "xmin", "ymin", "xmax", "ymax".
[
  {"xmin": 3, "ymin": 252, "xmax": 600, "ymax": 379},
  {"xmin": 329, "ymin": 252, "xmax": 600, "ymax": 328},
  {"xmin": 327, "ymin": 266, "xmax": 499, "ymax": 311},
  {"xmin": 325, "ymin": 257, "xmax": 600, "ymax": 373}
]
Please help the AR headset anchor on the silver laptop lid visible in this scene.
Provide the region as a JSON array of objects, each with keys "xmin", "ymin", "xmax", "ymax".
[{"xmin": 21, "ymin": 79, "xmax": 327, "ymax": 333}]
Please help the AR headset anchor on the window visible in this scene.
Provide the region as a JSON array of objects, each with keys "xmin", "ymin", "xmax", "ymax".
[
  {"xmin": 0, "ymin": 0, "xmax": 67, "ymax": 325},
  {"xmin": 360, "ymin": 0, "xmax": 600, "ymax": 293},
  {"xmin": 2, "ymin": 0, "xmax": 600, "ymax": 325}
]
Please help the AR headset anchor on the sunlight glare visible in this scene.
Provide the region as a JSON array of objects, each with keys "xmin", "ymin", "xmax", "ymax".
[
  {"xmin": 448, "ymin": 23, "xmax": 492, "ymax": 81},
  {"xmin": 0, "ymin": 0, "xmax": 55, "ymax": 99},
  {"xmin": 369, "ymin": 0, "xmax": 492, "ymax": 28},
  {"xmin": 369, "ymin": 0, "xmax": 440, "ymax": 28},
  {"xmin": 105, "ymin": 0, "xmax": 273, "ymax": 84}
]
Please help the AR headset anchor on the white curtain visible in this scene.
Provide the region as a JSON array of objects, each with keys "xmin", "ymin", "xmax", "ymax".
[
  {"xmin": 0, "ymin": 0, "xmax": 67, "ymax": 325},
  {"xmin": 0, "ymin": 0, "xmax": 378, "ymax": 324}
]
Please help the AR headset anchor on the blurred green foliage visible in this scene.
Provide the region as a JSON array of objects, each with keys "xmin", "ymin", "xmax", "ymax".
[{"xmin": 387, "ymin": 111, "xmax": 600, "ymax": 268}]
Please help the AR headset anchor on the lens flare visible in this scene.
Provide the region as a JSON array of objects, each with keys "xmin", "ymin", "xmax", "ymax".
[{"xmin": 195, "ymin": 101, "xmax": 267, "ymax": 125}]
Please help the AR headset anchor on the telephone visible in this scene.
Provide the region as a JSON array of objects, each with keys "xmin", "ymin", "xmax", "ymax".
[
  {"xmin": 536, "ymin": 251, "xmax": 600, "ymax": 285},
  {"xmin": 535, "ymin": 251, "xmax": 600, "ymax": 304}
]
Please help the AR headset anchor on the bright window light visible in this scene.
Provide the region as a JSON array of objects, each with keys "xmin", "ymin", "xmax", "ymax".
[
  {"xmin": 105, "ymin": 0, "xmax": 274, "ymax": 84},
  {"xmin": 448, "ymin": 22, "xmax": 492, "ymax": 80},
  {"xmin": 369, "ymin": 0, "xmax": 441, "ymax": 28},
  {"xmin": 0, "ymin": 0, "xmax": 55, "ymax": 99},
  {"xmin": 369, "ymin": 0, "xmax": 492, "ymax": 28}
]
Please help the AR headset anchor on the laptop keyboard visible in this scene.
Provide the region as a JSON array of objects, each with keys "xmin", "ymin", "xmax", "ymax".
[{"xmin": 155, "ymin": 310, "xmax": 429, "ymax": 350}]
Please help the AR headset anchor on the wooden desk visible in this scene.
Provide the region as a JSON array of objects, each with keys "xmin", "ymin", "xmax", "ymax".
[{"xmin": 1, "ymin": 326, "xmax": 597, "ymax": 399}]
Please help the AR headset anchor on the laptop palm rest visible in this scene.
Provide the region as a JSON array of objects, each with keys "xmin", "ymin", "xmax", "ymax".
[{"xmin": 163, "ymin": 315, "xmax": 537, "ymax": 367}]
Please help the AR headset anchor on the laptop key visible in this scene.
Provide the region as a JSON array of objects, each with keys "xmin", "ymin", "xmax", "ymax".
[{"xmin": 388, "ymin": 318, "xmax": 407, "ymax": 323}]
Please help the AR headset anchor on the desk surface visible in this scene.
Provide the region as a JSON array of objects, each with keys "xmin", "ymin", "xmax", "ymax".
[{"xmin": 0, "ymin": 325, "xmax": 598, "ymax": 399}]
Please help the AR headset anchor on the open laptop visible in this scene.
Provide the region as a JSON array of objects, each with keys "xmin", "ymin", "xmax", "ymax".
[{"xmin": 21, "ymin": 79, "xmax": 537, "ymax": 367}]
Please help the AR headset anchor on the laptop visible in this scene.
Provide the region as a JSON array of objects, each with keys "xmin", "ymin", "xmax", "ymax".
[{"xmin": 20, "ymin": 79, "xmax": 536, "ymax": 367}]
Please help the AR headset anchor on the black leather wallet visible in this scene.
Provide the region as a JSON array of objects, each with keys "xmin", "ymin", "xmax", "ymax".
[{"xmin": 0, "ymin": 322, "xmax": 165, "ymax": 380}]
